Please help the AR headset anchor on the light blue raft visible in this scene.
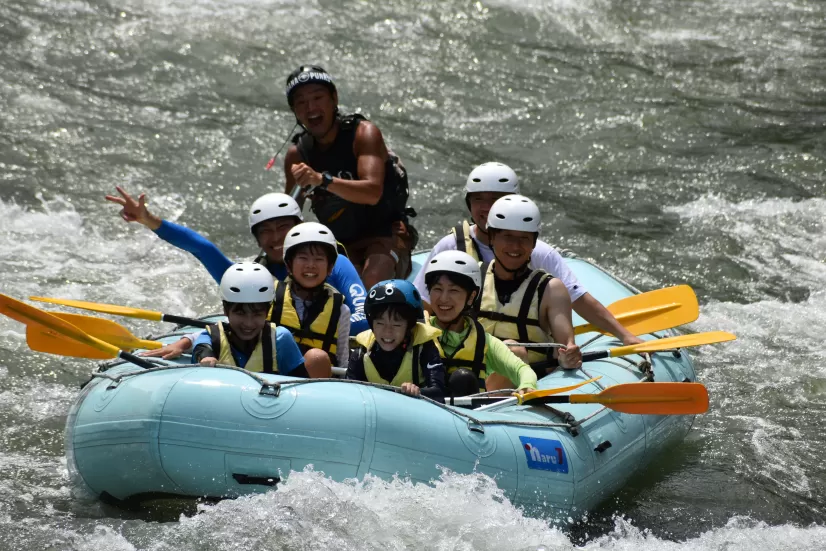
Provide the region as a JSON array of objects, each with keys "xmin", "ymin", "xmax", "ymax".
[{"xmin": 65, "ymin": 251, "xmax": 697, "ymax": 517}]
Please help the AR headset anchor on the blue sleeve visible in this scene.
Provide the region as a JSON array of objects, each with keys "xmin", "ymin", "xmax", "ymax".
[
  {"xmin": 328, "ymin": 256, "xmax": 369, "ymax": 334},
  {"xmin": 153, "ymin": 220, "xmax": 234, "ymax": 284},
  {"xmin": 275, "ymin": 326, "xmax": 305, "ymax": 375},
  {"xmin": 193, "ymin": 331, "xmax": 212, "ymax": 347}
]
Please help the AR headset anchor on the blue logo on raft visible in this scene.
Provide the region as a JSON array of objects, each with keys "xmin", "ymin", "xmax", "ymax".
[{"xmin": 519, "ymin": 436, "xmax": 569, "ymax": 473}]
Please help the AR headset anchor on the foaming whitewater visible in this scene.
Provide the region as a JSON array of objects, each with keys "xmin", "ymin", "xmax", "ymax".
[
  {"xmin": 1, "ymin": 469, "xmax": 824, "ymax": 550},
  {"xmin": 0, "ymin": 194, "xmax": 220, "ymax": 326}
]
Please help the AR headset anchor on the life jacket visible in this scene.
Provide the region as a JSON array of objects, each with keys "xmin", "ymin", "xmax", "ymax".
[
  {"xmin": 205, "ymin": 322, "xmax": 277, "ymax": 373},
  {"xmin": 451, "ymin": 220, "xmax": 484, "ymax": 261},
  {"xmin": 426, "ymin": 313, "xmax": 488, "ymax": 389},
  {"xmin": 476, "ymin": 261, "xmax": 553, "ymax": 364},
  {"xmin": 292, "ymin": 113, "xmax": 416, "ymax": 244},
  {"xmin": 356, "ymin": 323, "xmax": 443, "ymax": 387},
  {"xmin": 270, "ymin": 279, "xmax": 343, "ymax": 364}
]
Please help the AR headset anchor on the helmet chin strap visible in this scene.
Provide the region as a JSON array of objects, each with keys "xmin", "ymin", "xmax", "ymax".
[{"xmin": 492, "ymin": 251, "xmax": 530, "ymax": 275}]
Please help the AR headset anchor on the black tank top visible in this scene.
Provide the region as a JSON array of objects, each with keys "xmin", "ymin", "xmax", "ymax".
[{"xmin": 294, "ymin": 114, "xmax": 404, "ymax": 244}]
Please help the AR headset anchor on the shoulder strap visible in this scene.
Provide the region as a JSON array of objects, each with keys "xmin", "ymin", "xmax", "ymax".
[
  {"xmin": 261, "ymin": 325, "xmax": 274, "ymax": 374},
  {"xmin": 339, "ymin": 113, "xmax": 367, "ymax": 129},
  {"xmin": 453, "ymin": 223, "xmax": 467, "ymax": 253},
  {"xmin": 516, "ymin": 271, "xmax": 546, "ymax": 343},
  {"xmin": 270, "ymin": 281, "xmax": 286, "ymax": 324},
  {"xmin": 470, "ymin": 319, "xmax": 487, "ymax": 375},
  {"xmin": 208, "ymin": 323, "xmax": 222, "ymax": 358},
  {"xmin": 321, "ymin": 292, "xmax": 344, "ymax": 352},
  {"xmin": 412, "ymin": 345, "xmax": 421, "ymax": 388}
]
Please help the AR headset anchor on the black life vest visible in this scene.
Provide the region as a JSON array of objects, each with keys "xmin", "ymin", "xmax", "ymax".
[{"xmin": 292, "ymin": 114, "xmax": 416, "ymax": 244}]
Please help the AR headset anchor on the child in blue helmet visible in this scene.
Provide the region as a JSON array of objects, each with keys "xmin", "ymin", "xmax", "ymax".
[{"xmin": 346, "ymin": 280, "xmax": 446, "ymax": 400}]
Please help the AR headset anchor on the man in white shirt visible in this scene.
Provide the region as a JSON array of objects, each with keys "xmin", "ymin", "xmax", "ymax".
[{"xmin": 412, "ymin": 162, "xmax": 642, "ymax": 346}]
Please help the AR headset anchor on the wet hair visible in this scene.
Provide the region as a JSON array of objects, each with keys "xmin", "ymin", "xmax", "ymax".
[
  {"xmin": 222, "ymin": 301, "xmax": 272, "ymax": 316},
  {"xmin": 284, "ymin": 242, "xmax": 337, "ymax": 269},
  {"xmin": 369, "ymin": 303, "xmax": 417, "ymax": 330},
  {"xmin": 424, "ymin": 271, "xmax": 477, "ymax": 294}
]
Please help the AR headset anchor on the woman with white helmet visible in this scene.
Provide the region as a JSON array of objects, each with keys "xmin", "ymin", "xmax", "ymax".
[
  {"xmin": 411, "ymin": 164, "xmax": 640, "ymax": 347},
  {"xmin": 270, "ymin": 222, "xmax": 350, "ymax": 376},
  {"xmin": 187, "ymin": 262, "xmax": 307, "ymax": 375},
  {"xmin": 423, "ymin": 250, "xmax": 537, "ymax": 397},
  {"xmin": 105, "ymin": 186, "xmax": 369, "ymax": 335},
  {"xmin": 475, "ymin": 195, "xmax": 582, "ymax": 385}
]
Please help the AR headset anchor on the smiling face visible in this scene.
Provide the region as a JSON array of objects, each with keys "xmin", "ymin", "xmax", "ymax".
[
  {"xmin": 490, "ymin": 229, "xmax": 536, "ymax": 271},
  {"xmin": 286, "ymin": 243, "xmax": 333, "ymax": 288},
  {"xmin": 427, "ymin": 274, "xmax": 477, "ymax": 326},
  {"xmin": 468, "ymin": 191, "xmax": 510, "ymax": 232},
  {"xmin": 253, "ymin": 217, "xmax": 299, "ymax": 263},
  {"xmin": 291, "ymin": 84, "xmax": 338, "ymax": 137},
  {"xmin": 371, "ymin": 308, "xmax": 410, "ymax": 352},
  {"xmin": 225, "ymin": 302, "xmax": 270, "ymax": 342}
]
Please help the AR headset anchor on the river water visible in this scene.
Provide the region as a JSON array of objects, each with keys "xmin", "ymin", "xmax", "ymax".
[{"xmin": 1, "ymin": 0, "xmax": 825, "ymax": 548}]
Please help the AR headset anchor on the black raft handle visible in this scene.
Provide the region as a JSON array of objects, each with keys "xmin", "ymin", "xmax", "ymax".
[{"xmin": 232, "ymin": 473, "xmax": 280, "ymax": 486}]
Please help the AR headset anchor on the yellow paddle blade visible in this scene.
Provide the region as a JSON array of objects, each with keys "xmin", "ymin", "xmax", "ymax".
[
  {"xmin": 50, "ymin": 312, "xmax": 162, "ymax": 351},
  {"xmin": 0, "ymin": 294, "xmax": 120, "ymax": 358},
  {"xmin": 27, "ymin": 325, "xmax": 113, "ymax": 360},
  {"xmin": 575, "ymin": 285, "xmax": 699, "ymax": 336},
  {"xmin": 570, "ymin": 382, "xmax": 709, "ymax": 415},
  {"xmin": 517, "ymin": 376, "xmax": 602, "ymax": 405},
  {"xmin": 29, "ymin": 296, "xmax": 164, "ymax": 322},
  {"xmin": 608, "ymin": 331, "xmax": 736, "ymax": 358}
]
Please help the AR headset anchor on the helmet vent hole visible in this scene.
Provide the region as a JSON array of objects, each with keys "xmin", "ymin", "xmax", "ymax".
[
  {"xmin": 456, "ymin": 260, "xmax": 466, "ymax": 265},
  {"xmin": 277, "ymin": 202, "xmax": 287, "ymax": 208},
  {"xmin": 253, "ymin": 209, "xmax": 261, "ymax": 214},
  {"xmin": 472, "ymin": 178, "xmax": 481, "ymax": 182},
  {"xmin": 230, "ymin": 287, "xmax": 241, "ymax": 293},
  {"xmin": 523, "ymin": 217, "xmax": 534, "ymax": 222},
  {"xmin": 235, "ymin": 268, "xmax": 243, "ymax": 271},
  {"xmin": 498, "ymin": 178, "xmax": 509, "ymax": 182},
  {"xmin": 259, "ymin": 287, "xmax": 269, "ymax": 292},
  {"xmin": 495, "ymin": 214, "xmax": 505, "ymax": 219}
]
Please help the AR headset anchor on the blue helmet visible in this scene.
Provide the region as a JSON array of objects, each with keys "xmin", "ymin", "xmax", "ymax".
[{"xmin": 364, "ymin": 279, "xmax": 423, "ymax": 327}]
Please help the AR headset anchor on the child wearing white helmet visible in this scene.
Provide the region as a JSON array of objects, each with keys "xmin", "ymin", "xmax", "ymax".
[
  {"xmin": 189, "ymin": 263, "xmax": 307, "ymax": 376},
  {"xmin": 105, "ymin": 187, "xmax": 370, "ymax": 335},
  {"xmin": 423, "ymin": 250, "xmax": 537, "ymax": 397},
  {"xmin": 411, "ymin": 163, "xmax": 641, "ymax": 347},
  {"xmin": 270, "ymin": 222, "xmax": 351, "ymax": 377},
  {"xmin": 476, "ymin": 195, "xmax": 582, "ymax": 385}
]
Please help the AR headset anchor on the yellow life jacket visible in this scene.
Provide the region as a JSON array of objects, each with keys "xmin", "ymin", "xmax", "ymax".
[
  {"xmin": 426, "ymin": 313, "xmax": 488, "ymax": 387},
  {"xmin": 356, "ymin": 323, "xmax": 443, "ymax": 387},
  {"xmin": 450, "ymin": 220, "xmax": 483, "ymax": 261},
  {"xmin": 269, "ymin": 279, "xmax": 342, "ymax": 361},
  {"xmin": 476, "ymin": 261, "xmax": 553, "ymax": 364},
  {"xmin": 205, "ymin": 322, "xmax": 277, "ymax": 373}
]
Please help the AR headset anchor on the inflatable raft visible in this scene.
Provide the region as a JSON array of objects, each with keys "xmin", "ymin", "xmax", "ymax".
[{"xmin": 65, "ymin": 252, "xmax": 698, "ymax": 517}]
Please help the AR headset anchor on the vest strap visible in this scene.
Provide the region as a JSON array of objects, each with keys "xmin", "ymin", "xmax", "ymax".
[
  {"xmin": 270, "ymin": 281, "xmax": 286, "ymax": 324},
  {"xmin": 261, "ymin": 325, "xmax": 274, "ymax": 374},
  {"xmin": 516, "ymin": 271, "xmax": 546, "ymax": 343}
]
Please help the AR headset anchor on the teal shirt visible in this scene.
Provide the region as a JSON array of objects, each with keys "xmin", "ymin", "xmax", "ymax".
[{"xmin": 434, "ymin": 317, "xmax": 538, "ymax": 390}]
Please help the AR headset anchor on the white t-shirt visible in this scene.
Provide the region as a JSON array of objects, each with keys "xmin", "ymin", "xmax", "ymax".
[{"xmin": 413, "ymin": 225, "xmax": 588, "ymax": 304}]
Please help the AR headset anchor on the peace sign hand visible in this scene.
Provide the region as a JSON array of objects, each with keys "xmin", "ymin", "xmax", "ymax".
[{"xmin": 105, "ymin": 186, "xmax": 162, "ymax": 230}]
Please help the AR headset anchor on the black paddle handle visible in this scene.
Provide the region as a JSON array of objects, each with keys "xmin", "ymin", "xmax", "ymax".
[
  {"xmin": 119, "ymin": 351, "xmax": 156, "ymax": 370},
  {"xmin": 530, "ymin": 350, "xmax": 610, "ymax": 372},
  {"xmin": 160, "ymin": 314, "xmax": 211, "ymax": 328}
]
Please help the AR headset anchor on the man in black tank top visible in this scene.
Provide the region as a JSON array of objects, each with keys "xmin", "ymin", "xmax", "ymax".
[{"xmin": 282, "ymin": 65, "xmax": 416, "ymax": 290}]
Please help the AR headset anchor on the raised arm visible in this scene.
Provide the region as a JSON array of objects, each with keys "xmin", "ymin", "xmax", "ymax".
[{"xmin": 105, "ymin": 186, "xmax": 233, "ymax": 283}]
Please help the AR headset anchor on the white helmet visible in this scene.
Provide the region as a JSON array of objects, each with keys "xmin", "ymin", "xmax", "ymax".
[
  {"xmin": 486, "ymin": 194, "xmax": 541, "ymax": 233},
  {"xmin": 464, "ymin": 162, "xmax": 519, "ymax": 197},
  {"xmin": 219, "ymin": 262, "xmax": 275, "ymax": 303},
  {"xmin": 283, "ymin": 222, "xmax": 338, "ymax": 262},
  {"xmin": 248, "ymin": 193, "xmax": 303, "ymax": 233},
  {"xmin": 424, "ymin": 250, "xmax": 481, "ymax": 290}
]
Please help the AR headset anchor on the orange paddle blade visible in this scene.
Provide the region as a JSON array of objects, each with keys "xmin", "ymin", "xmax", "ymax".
[
  {"xmin": 29, "ymin": 296, "xmax": 164, "ymax": 322},
  {"xmin": 570, "ymin": 382, "xmax": 709, "ymax": 415},
  {"xmin": 27, "ymin": 325, "xmax": 113, "ymax": 360}
]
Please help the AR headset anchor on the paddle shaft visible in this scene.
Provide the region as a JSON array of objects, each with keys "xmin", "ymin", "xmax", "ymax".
[{"xmin": 161, "ymin": 314, "xmax": 210, "ymax": 328}]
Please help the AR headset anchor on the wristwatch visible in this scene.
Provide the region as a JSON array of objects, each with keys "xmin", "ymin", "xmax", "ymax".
[{"xmin": 320, "ymin": 171, "xmax": 333, "ymax": 190}]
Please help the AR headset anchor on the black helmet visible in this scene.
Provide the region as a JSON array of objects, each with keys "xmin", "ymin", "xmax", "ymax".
[
  {"xmin": 364, "ymin": 279, "xmax": 424, "ymax": 328},
  {"xmin": 285, "ymin": 65, "xmax": 337, "ymax": 107}
]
